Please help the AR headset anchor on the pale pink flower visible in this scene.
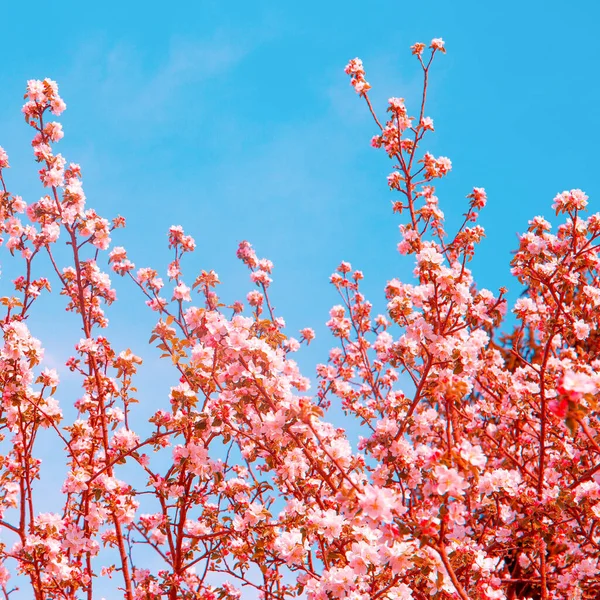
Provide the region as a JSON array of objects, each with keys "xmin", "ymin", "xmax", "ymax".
[
  {"xmin": 0, "ymin": 564, "xmax": 9, "ymax": 587},
  {"xmin": 26, "ymin": 79, "xmax": 46, "ymax": 102},
  {"xmin": 387, "ymin": 583, "xmax": 413, "ymax": 599},
  {"xmin": 243, "ymin": 502, "xmax": 266, "ymax": 526},
  {"xmin": 357, "ymin": 484, "xmax": 402, "ymax": 523},
  {"xmin": 44, "ymin": 121, "xmax": 64, "ymax": 142},
  {"xmin": 258, "ymin": 258, "xmax": 273, "ymax": 273},
  {"xmin": 430, "ymin": 38, "xmax": 446, "ymax": 52},
  {"xmin": 12, "ymin": 195, "xmax": 26, "ymax": 212},
  {"xmin": 469, "ymin": 187, "xmax": 487, "ymax": 208},
  {"xmin": 42, "ymin": 165, "xmax": 64, "ymax": 187},
  {"xmin": 111, "ymin": 428, "xmax": 140, "ymax": 451},
  {"xmin": 150, "ymin": 529, "xmax": 167, "ymax": 545},
  {"xmin": 416, "ymin": 245, "xmax": 444, "ymax": 266},
  {"xmin": 42, "ymin": 222, "xmax": 60, "ymax": 243},
  {"xmin": 136, "ymin": 267, "xmax": 155, "ymax": 282},
  {"xmin": 62, "ymin": 524, "xmax": 89, "ymax": 554},
  {"xmin": 411, "ymin": 42, "xmax": 426, "ymax": 55},
  {"xmin": 300, "ymin": 327, "xmax": 315, "ymax": 343},
  {"xmin": 250, "ymin": 270, "xmax": 272, "ymax": 287},
  {"xmin": 41, "ymin": 397, "xmax": 62, "ymax": 423},
  {"xmin": 284, "ymin": 337, "xmax": 300, "ymax": 352},
  {"xmin": 273, "ymin": 530, "xmax": 308, "ymax": 565},
  {"xmin": 185, "ymin": 519, "xmax": 211, "ymax": 537},
  {"xmin": 388, "ymin": 171, "xmax": 403, "ymax": 189},
  {"xmin": 167, "ymin": 261, "xmax": 180, "ymax": 279},
  {"xmin": 62, "ymin": 469, "xmax": 88, "ymax": 494},
  {"xmin": 309, "ymin": 508, "xmax": 345, "ymax": 537},
  {"xmin": 246, "ymin": 290, "xmax": 263, "ymax": 306},
  {"xmin": 482, "ymin": 584, "xmax": 505, "ymax": 599},
  {"xmin": 50, "ymin": 97, "xmax": 67, "ymax": 115},
  {"xmin": 184, "ymin": 306, "xmax": 204, "ymax": 329},
  {"xmin": 0, "ymin": 146, "xmax": 8, "ymax": 168},
  {"xmin": 40, "ymin": 367, "xmax": 60, "ymax": 388},
  {"xmin": 346, "ymin": 539, "xmax": 381, "ymax": 574},
  {"xmin": 459, "ymin": 440, "xmax": 487, "ymax": 469},
  {"xmin": 573, "ymin": 480, "xmax": 600, "ymax": 503},
  {"xmin": 381, "ymin": 541, "xmax": 414, "ymax": 574},
  {"xmin": 552, "ymin": 188, "xmax": 589, "ymax": 212},
  {"xmin": 421, "ymin": 116, "xmax": 434, "ymax": 131},
  {"xmin": 573, "ymin": 319, "xmax": 590, "ymax": 341},
  {"xmin": 344, "ymin": 58, "xmax": 364, "ymax": 76},
  {"xmin": 559, "ymin": 370, "xmax": 596, "ymax": 400},
  {"xmin": 434, "ymin": 465, "xmax": 468, "ymax": 497},
  {"xmin": 173, "ymin": 282, "xmax": 191, "ymax": 302}
]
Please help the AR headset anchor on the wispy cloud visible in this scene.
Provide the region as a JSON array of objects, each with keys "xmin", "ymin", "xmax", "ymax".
[{"xmin": 65, "ymin": 31, "xmax": 254, "ymax": 129}]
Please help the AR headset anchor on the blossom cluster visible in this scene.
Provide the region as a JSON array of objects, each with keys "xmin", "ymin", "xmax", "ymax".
[{"xmin": 0, "ymin": 39, "xmax": 598, "ymax": 600}]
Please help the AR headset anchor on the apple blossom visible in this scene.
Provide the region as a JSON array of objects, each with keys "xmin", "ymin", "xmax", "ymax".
[{"xmin": 0, "ymin": 38, "xmax": 598, "ymax": 600}]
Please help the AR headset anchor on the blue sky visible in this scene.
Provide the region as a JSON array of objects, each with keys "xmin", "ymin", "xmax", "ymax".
[{"xmin": 1, "ymin": 0, "xmax": 599, "ymax": 595}]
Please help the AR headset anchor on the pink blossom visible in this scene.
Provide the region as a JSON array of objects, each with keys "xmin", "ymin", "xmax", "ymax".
[
  {"xmin": 246, "ymin": 290, "xmax": 263, "ymax": 306},
  {"xmin": 309, "ymin": 508, "xmax": 345, "ymax": 537},
  {"xmin": 167, "ymin": 261, "xmax": 180, "ymax": 279},
  {"xmin": 421, "ymin": 116, "xmax": 434, "ymax": 131},
  {"xmin": 469, "ymin": 187, "xmax": 487, "ymax": 208},
  {"xmin": 173, "ymin": 282, "xmax": 191, "ymax": 302},
  {"xmin": 50, "ymin": 96, "xmax": 67, "ymax": 115},
  {"xmin": 272, "ymin": 530, "xmax": 308, "ymax": 565},
  {"xmin": 44, "ymin": 122, "xmax": 64, "ymax": 142},
  {"xmin": 300, "ymin": 327, "xmax": 315, "ymax": 343},
  {"xmin": 552, "ymin": 188, "xmax": 589, "ymax": 212},
  {"xmin": 411, "ymin": 42, "xmax": 426, "ymax": 56},
  {"xmin": 433, "ymin": 465, "xmax": 468, "ymax": 497},
  {"xmin": 416, "ymin": 244, "xmax": 444, "ymax": 267},
  {"xmin": 12, "ymin": 195, "xmax": 26, "ymax": 212},
  {"xmin": 250, "ymin": 270, "xmax": 272, "ymax": 287},
  {"xmin": 344, "ymin": 58, "xmax": 365, "ymax": 76},
  {"xmin": 357, "ymin": 484, "xmax": 403, "ymax": 523},
  {"xmin": 558, "ymin": 370, "xmax": 596, "ymax": 400},
  {"xmin": 573, "ymin": 319, "xmax": 590, "ymax": 340},
  {"xmin": 430, "ymin": 38, "xmax": 446, "ymax": 52},
  {"xmin": 39, "ymin": 367, "xmax": 59, "ymax": 388},
  {"xmin": 111, "ymin": 428, "xmax": 140, "ymax": 452},
  {"xmin": 459, "ymin": 440, "xmax": 487, "ymax": 469},
  {"xmin": 0, "ymin": 146, "xmax": 8, "ymax": 168},
  {"xmin": 26, "ymin": 79, "xmax": 46, "ymax": 102},
  {"xmin": 42, "ymin": 165, "xmax": 64, "ymax": 187}
]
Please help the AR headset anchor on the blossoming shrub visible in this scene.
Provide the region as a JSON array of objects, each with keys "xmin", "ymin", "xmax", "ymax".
[{"xmin": 0, "ymin": 39, "xmax": 599, "ymax": 600}]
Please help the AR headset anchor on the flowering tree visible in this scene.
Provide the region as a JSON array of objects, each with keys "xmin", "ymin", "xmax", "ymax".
[{"xmin": 0, "ymin": 38, "xmax": 599, "ymax": 600}]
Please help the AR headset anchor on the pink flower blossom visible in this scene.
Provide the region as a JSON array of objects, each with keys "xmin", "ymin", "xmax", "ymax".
[
  {"xmin": 433, "ymin": 465, "xmax": 468, "ymax": 497},
  {"xmin": 558, "ymin": 370, "xmax": 596, "ymax": 400},
  {"xmin": 272, "ymin": 530, "xmax": 308, "ymax": 565},
  {"xmin": 430, "ymin": 38, "xmax": 446, "ymax": 52},
  {"xmin": 173, "ymin": 282, "xmax": 191, "ymax": 302},
  {"xmin": 44, "ymin": 122, "xmax": 64, "ymax": 142},
  {"xmin": 357, "ymin": 484, "xmax": 403, "ymax": 523},
  {"xmin": 0, "ymin": 146, "xmax": 9, "ymax": 168},
  {"xmin": 42, "ymin": 165, "xmax": 64, "ymax": 187}
]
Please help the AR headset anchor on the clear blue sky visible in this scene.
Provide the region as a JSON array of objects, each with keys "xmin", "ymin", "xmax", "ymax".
[{"xmin": 1, "ymin": 0, "xmax": 599, "ymax": 594}]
